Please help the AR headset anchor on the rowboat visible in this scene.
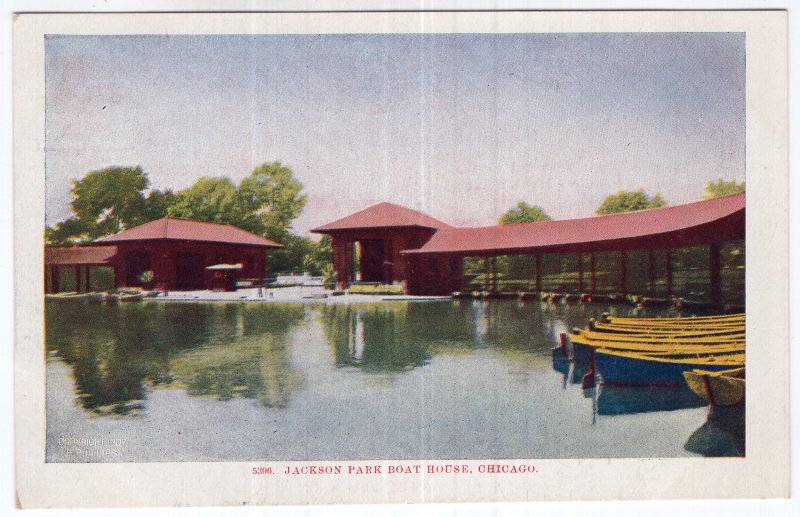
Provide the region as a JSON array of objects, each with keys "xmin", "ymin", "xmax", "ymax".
[
  {"xmin": 593, "ymin": 349, "xmax": 745, "ymax": 387},
  {"xmin": 575, "ymin": 328, "xmax": 746, "ymax": 344},
  {"xmin": 569, "ymin": 330, "xmax": 744, "ymax": 363},
  {"xmin": 592, "ymin": 319, "xmax": 744, "ymax": 333},
  {"xmin": 683, "ymin": 367, "xmax": 745, "ymax": 406},
  {"xmin": 602, "ymin": 313, "xmax": 744, "ymax": 324}
]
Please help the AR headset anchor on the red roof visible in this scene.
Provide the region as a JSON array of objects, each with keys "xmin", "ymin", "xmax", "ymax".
[
  {"xmin": 403, "ymin": 193, "xmax": 745, "ymax": 255},
  {"xmin": 45, "ymin": 246, "xmax": 118, "ymax": 265},
  {"xmin": 312, "ymin": 202, "xmax": 453, "ymax": 232},
  {"xmin": 94, "ymin": 217, "xmax": 281, "ymax": 248}
]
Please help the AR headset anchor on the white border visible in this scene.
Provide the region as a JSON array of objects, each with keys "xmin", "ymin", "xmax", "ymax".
[{"xmin": 6, "ymin": 5, "xmax": 794, "ymax": 514}]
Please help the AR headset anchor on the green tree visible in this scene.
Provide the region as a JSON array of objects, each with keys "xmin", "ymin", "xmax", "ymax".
[
  {"xmin": 499, "ymin": 201, "xmax": 552, "ymax": 225},
  {"xmin": 45, "ymin": 217, "xmax": 93, "ymax": 246},
  {"xmin": 69, "ymin": 166, "xmax": 149, "ymax": 237},
  {"xmin": 168, "ymin": 177, "xmax": 250, "ymax": 228},
  {"xmin": 703, "ymin": 178, "xmax": 745, "ymax": 200},
  {"xmin": 238, "ymin": 162, "xmax": 307, "ymax": 242},
  {"xmin": 596, "ymin": 189, "xmax": 667, "ymax": 215},
  {"xmin": 45, "ymin": 166, "xmax": 174, "ymax": 245}
]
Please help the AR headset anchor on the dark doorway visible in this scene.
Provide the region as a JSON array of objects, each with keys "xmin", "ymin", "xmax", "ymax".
[
  {"xmin": 124, "ymin": 251, "xmax": 151, "ymax": 286},
  {"xmin": 175, "ymin": 252, "xmax": 206, "ymax": 290},
  {"xmin": 359, "ymin": 240, "xmax": 386, "ymax": 283}
]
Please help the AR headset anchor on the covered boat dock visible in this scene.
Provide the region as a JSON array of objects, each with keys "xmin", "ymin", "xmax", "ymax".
[{"xmin": 313, "ymin": 193, "xmax": 745, "ymax": 305}]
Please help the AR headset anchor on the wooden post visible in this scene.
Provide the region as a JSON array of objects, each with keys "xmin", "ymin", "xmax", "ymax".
[
  {"xmin": 648, "ymin": 250, "xmax": 655, "ymax": 296},
  {"xmin": 534, "ymin": 254, "xmax": 541, "ymax": 292},
  {"xmin": 619, "ymin": 251, "xmax": 627, "ymax": 295},
  {"xmin": 590, "ymin": 253, "xmax": 596, "ymax": 293},
  {"xmin": 86, "ymin": 267, "xmax": 92, "ymax": 292},
  {"xmin": 483, "ymin": 257, "xmax": 489, "ymax": 291},
  {"xmin": 491, "ymin": 257, "xmax": 497, "ymax": 292},
  {"xmin": 709, "ymin": 243, "xmax": 721, "ymax": 306},
  {"xmin": 51, "ymin": 266, "xmax": 60, "ymax": 294},
  {"xmin": 666, "ymin": 249, "xmax": 673, "ymax": 296},
  {"xmin": 577, "ymin": 253, "xmax": 584, "ymax": 292},
  {"xmin": 74, "ymin": 265, "xmax": 81, "ymax": 293}
]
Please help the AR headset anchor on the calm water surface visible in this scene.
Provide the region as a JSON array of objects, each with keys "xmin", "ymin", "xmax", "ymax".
[{"xmin": 45, "ymin": 299, "xmax": 744, "ymax": 462}]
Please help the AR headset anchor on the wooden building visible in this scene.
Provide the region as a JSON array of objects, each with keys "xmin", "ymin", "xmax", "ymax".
[
  {"xmin": 313, "ymin": 193, "xmax": 745, "ymax": 303},
  {"xmin": 45, "ymin": 217, "xmax": 281, "ymax": 292}
]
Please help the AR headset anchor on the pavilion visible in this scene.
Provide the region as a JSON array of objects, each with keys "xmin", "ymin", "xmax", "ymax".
[
  {"xmin": 45, "ymin": 217, "xmax": 281, "ymax": 292},
  {"xmin": 312, "ymin": 193, "xmax": 745, "ymax": 304}
]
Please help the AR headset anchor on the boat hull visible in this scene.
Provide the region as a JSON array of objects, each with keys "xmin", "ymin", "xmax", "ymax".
[{"xmin": 595, "ymin": 350, "xmax": 744, "ymax": 387}]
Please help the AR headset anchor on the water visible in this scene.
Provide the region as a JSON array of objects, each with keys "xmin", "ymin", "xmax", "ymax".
[{"xmin": 45, "ymin": 299, "xmax": 744, "ymax": 462}]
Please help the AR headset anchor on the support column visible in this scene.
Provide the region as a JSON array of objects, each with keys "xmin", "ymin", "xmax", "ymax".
[
  {"xmin": 666, "ymin": 249, "xmax": 673, "ymax": 296},
  {"xmin": 483, "ymin": 257, "xmax": 489, "ymax": 291},
  {"xmin": 648, "ymin": 250, "xmax": 655, "ymax": 296},
  {"xmin": 86, "ymin": 267, "xmax": 92, "ymax": 292},
  {"xmin": 534, "ymin": 254, "xmax": 541, "ymax": 293},
  {"xmin": 74, "ymin": 265, "xmax": 81, "ymax": 293},
  {"xmin": 709, "ymin": 243, "xmax": 721, "ymax": 306},
  {"xmin": 491, "ymin": 257, "xmax": 497, "ymax": 292},
  {"xmin": 619, "ymin": 251, "xmax": 627, "ymax": 295},
  {"xmin": 51, "ymin": 266, "xmax": 60, "ymax": 294},
  {"xmin": 331, "ymin": 237, "xmax": 348, "ymax": 290},
  {"xmin": 577, "ymin": 253, "xmax": 584, "ymax": 292},
  {"xmin": 590, "ymin": 253, "xmax": 596, "ymax": 293}
]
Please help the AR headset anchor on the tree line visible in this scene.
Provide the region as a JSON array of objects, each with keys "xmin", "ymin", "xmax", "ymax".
[
  {"xmin": 47, "ymin": 163, "xmax": 743, "ymax": 278},
  {"xmin": 45, "ymin": 163, "xmax": 332, "ymax": 275}
]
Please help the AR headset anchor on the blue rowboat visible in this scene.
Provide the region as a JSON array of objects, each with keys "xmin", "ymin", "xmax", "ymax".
[{"xmin": 594, "ymin": 349, "xmax": 745, "ymax": 387}]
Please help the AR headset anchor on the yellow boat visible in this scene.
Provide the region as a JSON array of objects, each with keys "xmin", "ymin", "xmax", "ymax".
[
  {"xmin": 569, "ymin": 332, "xmax": 744, "ymax": 364},
  {"xmin": 683, "ymin": 367, "xmax": 745, "ymax": 406},
  {"xmin": 576, "ymin": 328, "xmax": 746, "ymax": 344},
  {"xmin": 603, "ymin": 313, "xmax": 744, "ymax": 324}
]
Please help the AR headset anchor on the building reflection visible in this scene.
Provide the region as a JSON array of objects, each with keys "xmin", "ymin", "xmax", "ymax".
[{"xmin": 45, "ymin": 301, "xmax": 305, "ymax": 415}]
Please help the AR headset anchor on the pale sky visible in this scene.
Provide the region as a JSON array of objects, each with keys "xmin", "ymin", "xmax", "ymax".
[{"xmin": 45, "ymin": 33, "xmax": 745, "ymax": 236}]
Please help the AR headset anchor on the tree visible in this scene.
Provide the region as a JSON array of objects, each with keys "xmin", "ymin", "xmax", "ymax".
[
  {"xmin": 167, "ymin": 177, "xmax": 250, "ymax": 228},
  {"xmin": 69, "ymin": 166, "xmax": 149, "ymax": 237},
  {"xmin": 238, "ymin": 162, "xmax": 307, "ymax": 242},
  {"xmin": 703, "ymin": 178, "xmax": 745, "ymax": 200},
  {"xmin": 596, "ymin": 189, "xmax": 667, "ymax": 215},
  {"xmin": 499, "ymin": 201, "xmax": 552, "ymax": 225},
  {"xmin": 45, "ymin": 166, "xmax": 174, "ymax": 245}
]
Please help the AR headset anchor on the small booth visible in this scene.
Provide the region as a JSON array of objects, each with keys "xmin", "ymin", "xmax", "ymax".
[{"xmin": 206, "ymin": 263, "xmax": 242, "ymax": 292}]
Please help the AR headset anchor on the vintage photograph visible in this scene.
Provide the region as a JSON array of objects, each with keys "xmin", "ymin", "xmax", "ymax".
[{"xmin": 13, "ymin": 10, "xmax": 789, "ymax": 508}]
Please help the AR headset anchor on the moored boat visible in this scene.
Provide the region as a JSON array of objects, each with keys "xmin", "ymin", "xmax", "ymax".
[
  {"xmin": 683, "ymin": 367, "xmax": 745, "ymax": 406},
  {"xmin": 593, "ymin": 349, "xmax": 745, "ymax": 387}
]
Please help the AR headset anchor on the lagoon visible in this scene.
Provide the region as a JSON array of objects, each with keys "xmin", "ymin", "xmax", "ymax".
[{"xmin": 45, "ymin": 299, "xmax": 744, "ymax": 462}]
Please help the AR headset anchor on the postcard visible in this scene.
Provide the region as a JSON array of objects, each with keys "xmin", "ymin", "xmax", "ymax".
[{"xmin": 13, "ymin": 10, "xmax": 788, "ymax": 508}]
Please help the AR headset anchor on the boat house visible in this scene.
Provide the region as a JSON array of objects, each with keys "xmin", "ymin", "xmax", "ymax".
[
  {"xmin": 45, "ymin": 217, "xmax": 281, "ymax": 292},
  {"xmin": 313, "ymin": 193, "xmax": 745, "ymax": 305}
]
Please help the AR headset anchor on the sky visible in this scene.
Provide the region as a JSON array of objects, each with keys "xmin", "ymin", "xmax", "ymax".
[{"xmin": 44, "ymin": 32, "xmax": 745, "ymax": 236}]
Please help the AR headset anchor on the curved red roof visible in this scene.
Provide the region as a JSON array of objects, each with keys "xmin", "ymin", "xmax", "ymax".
[
  {"xmin": 312, "ymin": 202, "xmax": 453, "ymax": 232},
  {"xmin": 94, "ymin": 217, "xmax": 282, "ymax": 248},
  {"xmin": 403, "ymin": 193, "xmax": 745, "ymax": 255}
]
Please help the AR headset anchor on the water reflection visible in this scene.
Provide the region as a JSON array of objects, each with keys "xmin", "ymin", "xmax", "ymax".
[
  {"xmin": 46, "ymin": 301, "xmax": 305, "ymax": 414},
  {"xmin": 595, "ymin": 385, "xmax": 708, "ymax": 416},
  {"xmin": 684, "ymin": 406, "xmax": 746, "ymax": 457}
]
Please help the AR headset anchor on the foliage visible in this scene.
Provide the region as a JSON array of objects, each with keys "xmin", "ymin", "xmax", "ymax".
[
  {"xmin": 596, "ymin": 189, "xmax": 667, "ymax": 215},
  {"xmin": 703, "ymin": 178, "xmax": 745, "ymax": 200},
  {"xmin": 137, "ymin": 270, "xmax": 154, "ymax": 285},
  {"xmin": 321, "ymin": 264, "xmax": 337, "ymax": 290},
  {"xmin": 47, "ymin": 162, "xmax": 308, "ymax": 255},
  {"xmin": 348, "ymin": 284, "xmax": 404, "ymax": 296},
  {"xmin": 45, "ymin": 166, "xmax": 176, "ymax": 245},
  {"xmin": 168, "ymin": 177, "xmax": 248, "ymax": 227},
  {"xmin": 499, "ymin": 201, "xmax": 551, "ymax": 225}
]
